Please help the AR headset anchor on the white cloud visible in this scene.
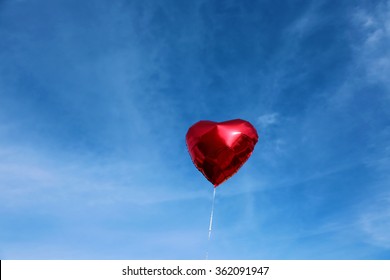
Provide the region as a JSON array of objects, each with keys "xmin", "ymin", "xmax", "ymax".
[
  {"xmin": 329, "ymin": 2, "xmax": 390, "ymax": 109},
  {"xmin": 0, "ymin": 143, "xmax": 207, "ymax": 210},
  {"xmin": 352, "ymin": 2, "xmax": 390, "ymax": 87},
  {"xmin": 347, "ymin": 3, "xmax": 390, "ymax": 248},
  {"xmin": 0, "ymin": 142, "xmax": 212, "ymax": 259},
  {"xmin": 256, "ymin": 113, "xmax": 279, "ymax": 128},
  {"xmin": 359, "ymin": 193, "xmax": 390, "ymax": 248},
  {"xmin": 286, "ymin": 0, "xmax": 325, "ymax": 37}
]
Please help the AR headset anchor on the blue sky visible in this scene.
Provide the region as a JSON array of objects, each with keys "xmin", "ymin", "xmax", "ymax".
[{"xmin": 0, "ymin": 0, "xmax": 389, "ymax": 259}]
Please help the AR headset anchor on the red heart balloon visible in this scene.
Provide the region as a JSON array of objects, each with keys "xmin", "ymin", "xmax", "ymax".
[{"xmin": 186, "ymin": 119, "xmax": 258, "ymax": 187}]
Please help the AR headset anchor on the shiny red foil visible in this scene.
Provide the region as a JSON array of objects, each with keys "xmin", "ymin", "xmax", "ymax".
[{"xmin": 186, "ymin": 119, "xmax": 258, "ymax": 187}]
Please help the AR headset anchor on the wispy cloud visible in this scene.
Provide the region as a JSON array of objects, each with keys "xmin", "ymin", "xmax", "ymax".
[
  {"xmin": 352, "ymin": 1, "xmax": 390, "ymax": 87},
  {"xmin": 0, "ymin": 145, "xmax": 207, "ymax": 209},
  {"xmin": 0, "ymin": 142, "xmax": 213, "ymax": 259},
  {"xmin": 359, "ymin": 192, "xmax": 390, "ymax": 248},
  {"xmin": 257, "ymin": 113, "xmax": 279, "ymax": 129}
]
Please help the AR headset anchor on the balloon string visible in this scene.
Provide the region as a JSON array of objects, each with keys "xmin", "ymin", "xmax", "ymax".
[
  {"xmin": 208, "ymin": 187, "xmax": 216, "ymax": 240},
  {"xmin": 206, "ymin": 187, "xmax": 217, "ymax": 260}
]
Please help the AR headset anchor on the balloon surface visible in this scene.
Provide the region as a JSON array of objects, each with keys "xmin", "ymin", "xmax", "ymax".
[{"xmin": 186, "ymin": 119, "xmax": 258, "ymax": 187}]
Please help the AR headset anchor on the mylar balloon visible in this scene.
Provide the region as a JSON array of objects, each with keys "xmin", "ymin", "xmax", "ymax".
[{"xmin": 186, "ymin": 119, "xmax": 258, "ymax": 187}]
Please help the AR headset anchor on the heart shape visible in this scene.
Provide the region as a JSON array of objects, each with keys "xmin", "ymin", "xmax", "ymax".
[{"xmin": 186, "ymin": 119, "xmax": 258, "ymax": 187}]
